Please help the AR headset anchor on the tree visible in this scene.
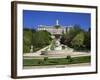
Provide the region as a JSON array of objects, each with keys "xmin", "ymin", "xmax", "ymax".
[
  {"xmin": 23, "ymin": 29, "xmax": 33, "ymax": 53},
  {"xmin": 71, "ymin": 32, "xmax": 85, "ymax": 50},
  {"xmin": 60, "ymin": 25, "xmax": 91, "ymax": 51},
  {"xmin": 60, "ymin": 25, "xmax": 83, "ymax": 47},
  {"xmin": 32, "ymin": 30, "xmax": 52, "ymax": 52},
  {"xmin": 83, "ymin": 28, "xmax": 91, "ymax": 50},
  {"xmin": 23, "ymin": 29, "xmax": 52, "ymax": 53}
]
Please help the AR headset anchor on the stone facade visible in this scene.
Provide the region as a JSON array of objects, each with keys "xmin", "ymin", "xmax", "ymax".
[{"xmin": 37, "ymin": 20, "xmax": 66, "ymax": 35}]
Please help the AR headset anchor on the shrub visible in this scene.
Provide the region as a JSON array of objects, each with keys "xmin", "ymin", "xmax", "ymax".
[
  {"xmin": 66, "ymin": 55, "xmax": 70, "ymax": 59},
  {"xmin": 44, "ymin": 57, "xmax": 48, "ymax": 61},
  {"xmin": 38, "ymin": 60, "xmax": 43, "ymax": 64},
  {"xmin": 66, "ymin": 55, "xmax": 72, "ymax": 63}
]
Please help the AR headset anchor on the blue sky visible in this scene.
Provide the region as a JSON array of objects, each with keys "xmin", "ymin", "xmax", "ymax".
[{"xmin": 23, "ymin": 10, "xmax": 91, "ymax": 31}]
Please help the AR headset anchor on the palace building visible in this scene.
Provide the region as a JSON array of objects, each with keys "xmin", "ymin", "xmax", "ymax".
[{"xmin": 37, "ymin": 20, "xmax": 67, "ymax": 35}]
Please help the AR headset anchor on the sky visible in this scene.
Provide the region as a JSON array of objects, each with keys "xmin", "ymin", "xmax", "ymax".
[{"xmin": 23, "ymin": 10, "xmax": 91, "ymax": 31}]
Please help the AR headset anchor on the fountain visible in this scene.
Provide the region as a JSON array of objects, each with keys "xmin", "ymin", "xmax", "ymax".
[
  {"xmin": 46, "ymin": 34, "xmax": 66, "ymax": 51},
  {"xmin": 54, "ymin": 39, "xmax": 62, "ymax": 50}
]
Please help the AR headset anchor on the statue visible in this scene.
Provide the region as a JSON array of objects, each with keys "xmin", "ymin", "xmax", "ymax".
[
  {"xmin": 56, "ymin": 19, "xmax": 59, "ymax": 25},
  {"xmin": 30, "ymin": 45, "xmax": 33, "ymax": 53}
]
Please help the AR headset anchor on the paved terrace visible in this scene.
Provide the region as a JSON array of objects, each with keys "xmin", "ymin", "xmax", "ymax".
[{"xmin": 23, "ymin": 50, "xmax": 90, "ymax": 59}]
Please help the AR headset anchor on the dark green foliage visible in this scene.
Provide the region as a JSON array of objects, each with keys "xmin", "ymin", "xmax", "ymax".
[
  {"xmin": 83, "ymin": 29, "xmax": 91, "ymax": 50},
  {"xmin": 66, "ymin": 55, "xmax": 72, "ymax": 63},
  {"xmin": 23, "ymin": 44, "xmax": 30, "ymax": 53},
  {"xmin": 60, "ymin": 35, "xmax": 66, "ymax": 44},
  {"xmin": 60, "ymin": 25, "xmax": 91, "ymax": 51},
  {"xmin": 60, "ymin": 25, "xmax": 82, "ymax": 47},
  {"xmin": 66, "ymin": 55, "xmax": 71, "ymax": 59},
  {"xmin": 71, "ymin": 32, "xmax": 85, "ymax": 50},
  {"xmin": 32, "ymin": 30, "xmax": 52, "ymax": 52},
  {"xmin": 38, "ymin": 60, "xmax": 43, "ymax": 64},
  {"xmin": 44, "ymin": 57, "xmax": 48, "ymax": 61},
  {"xmin": 23, "ymin": 29, "xmax": 33, "ymax": 53},
  {"xmin": 23, "ymin": 29, "xmax": 52, "ymax": 53}
]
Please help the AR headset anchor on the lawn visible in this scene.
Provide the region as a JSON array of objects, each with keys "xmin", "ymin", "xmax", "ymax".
[{"xmin": 23, "ymin": 56, "xmax": 90, "ymax": 66}]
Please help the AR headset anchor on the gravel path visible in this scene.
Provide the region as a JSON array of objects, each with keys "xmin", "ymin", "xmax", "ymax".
[{"xmin": 24, "ymin": 51, "xmax": 90, "ymax": 59}]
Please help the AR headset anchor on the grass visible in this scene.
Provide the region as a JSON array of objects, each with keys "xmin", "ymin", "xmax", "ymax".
[{"xmin": 23, "ymin": 56, "xmax": 90, "ymax": 66}]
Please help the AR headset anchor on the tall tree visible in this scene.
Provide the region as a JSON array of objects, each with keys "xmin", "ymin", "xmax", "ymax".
[
  {"xmin": 71, "ymin": 32, "xmax": 85, "ymax": 50},
  {"xmin": 83, "ymin": 28, "xmax": 91, "ymax": 50},
  {"xmin": 32, "ymin": 30, "xmax": 52, "ymax": 52},
  {"xmin": 60, "ymin": 25, "xmax": 83, "ymax": 47},
  {"xmin": 23, "ymin": 29, "xmax": 33, "ymax": 53}
]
